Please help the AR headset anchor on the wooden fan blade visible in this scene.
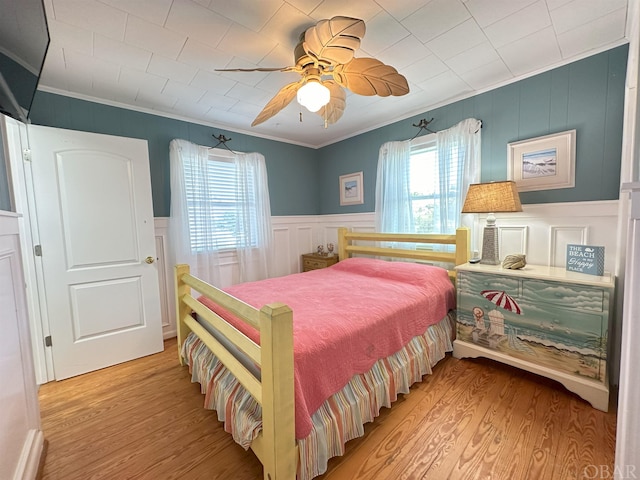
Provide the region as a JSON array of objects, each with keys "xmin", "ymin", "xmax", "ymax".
[
  {"xmin": 251, "ymin": 81, "xmax": 301, "ymax": 126},
  {"xmin": 216, "ymin": 66, "xmax": 296, "ymax": 72},
  {"xmin": 303, "ymin": 16, "xmax": 365, "ymax": 65},
  {"xmin": 316, "ymin": 81, "xmax": 346, "ymax": 125},
  {"xmin": 333, "ymin": 58, "xmax": 409, "ymax": 97}
]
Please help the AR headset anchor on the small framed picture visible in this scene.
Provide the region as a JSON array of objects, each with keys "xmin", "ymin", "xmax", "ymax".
[
  {"xmin": 507, "ymin": 129, "xmax": 576, "ymax": 192},
  {"xmin": 339, "ymin": 171, "xmax": 364, "ymax": 206}
]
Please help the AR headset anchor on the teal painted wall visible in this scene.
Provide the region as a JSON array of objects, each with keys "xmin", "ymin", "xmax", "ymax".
[
  {"xmin": 317, "ymin": 44, "xmax": 627, "ymax": 214},
  {"xmin": 27, "ymin": 44, "xmax": 627, "ymax": 218},
  {"xmin": 29, "ymin": 93, "xmax": 320, "ymax": 217}
]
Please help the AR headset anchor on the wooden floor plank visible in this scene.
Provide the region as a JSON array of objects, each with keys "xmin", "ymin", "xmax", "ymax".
[
  {"xmin": 39, "ymin": 338, "xmax": 617, "ymax": 480},
  {"xmin": 383, "ymin": 362, "xmax": 509, "ymax": 479},
  {"xmin": 323, "ymin": 355, "xmax": 475, "ymax": 478},
  {"xmin": 425, "ymin": 361, "xmax": 523, "ymax": 479},
  {"xmin": 525, "ymin": 387, "xmax": 568, "ymax": 479},
  {"xmin": 551, "ymin": 395, "xmax": 617, "ymax": 480}
]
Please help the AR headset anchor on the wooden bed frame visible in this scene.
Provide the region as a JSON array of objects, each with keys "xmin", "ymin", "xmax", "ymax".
[{"xmin": 175, "ymin": 227, "xmax": 470, "ymax": 480}]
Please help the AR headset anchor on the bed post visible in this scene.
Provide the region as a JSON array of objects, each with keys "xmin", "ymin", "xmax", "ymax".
[
  {"xmin": 455, "ymin": 227, "xmax": 471, "ymax": 265},
  {"xmin": 175, "ymin": 264, "xmax": 192, "ymax": 366},
  {"xmin": 259, "ymin": 302, "xmax": 296, "ymax": 480},
  {"xmin": 338, "ymin": 227, "xmax": 349, "ymax": 260}
]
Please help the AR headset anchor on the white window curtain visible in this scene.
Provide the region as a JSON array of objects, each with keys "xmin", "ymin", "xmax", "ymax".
[
  {"xmin": 436, "ymin": 118, "xmax": 482, "ymax": 235},
  {"xmin": 375, "ymin": 140, "xmax": 413, "ymax": 233},
  {"xmin": 375, "ymin": 118, "xmax": 481, "ymax": 240},
  {"xmin": 169, "ymin": 138, "xmax": 272, "ymax": 286},
  {"xmin": 235, "ymin": 152, "xmax": 272, "ymax": 282}
]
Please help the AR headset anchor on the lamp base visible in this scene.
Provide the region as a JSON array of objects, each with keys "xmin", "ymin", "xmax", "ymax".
[{"xmin": 480, "ymin": 225, "xmax": 500, "ymax": 265}]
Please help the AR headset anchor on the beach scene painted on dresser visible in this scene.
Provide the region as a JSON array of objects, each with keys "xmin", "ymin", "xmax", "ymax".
[{"xmin": 456, "ymin": 272, "xmax": 608, "ymax": 383}]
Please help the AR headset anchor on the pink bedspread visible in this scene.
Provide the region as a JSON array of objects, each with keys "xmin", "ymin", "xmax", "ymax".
[{"xmin": 198, "ymin": 257, "xmax": 455, "ymax": 439}]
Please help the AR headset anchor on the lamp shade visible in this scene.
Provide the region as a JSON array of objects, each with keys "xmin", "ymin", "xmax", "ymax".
[
  {"xmin": 461, "ymin": 181, "xmax": 523, "ymax": 214},
  {"xmin": 297, "ymin": 79, "xmax": 330, "ymax": 112},
  {"xmin": 462, "ymin": 181, "xmax": 522, "ymax": 265}
]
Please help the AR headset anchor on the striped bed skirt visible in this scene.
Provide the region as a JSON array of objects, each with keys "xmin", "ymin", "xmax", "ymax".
[{"xmin": 181, "ymin": 311, "xmax": 455, "ymax": 479}]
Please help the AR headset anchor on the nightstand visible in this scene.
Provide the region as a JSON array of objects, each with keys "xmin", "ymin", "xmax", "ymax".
[
  {"xmin": 301, "ymin": 253, "xmax": 338, "ymax": 272},
  {"xmin": 453, "ymin": 262, "xmax": 614, "ymax": 411}
]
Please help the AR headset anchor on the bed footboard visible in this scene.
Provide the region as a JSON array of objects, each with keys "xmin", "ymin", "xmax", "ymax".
[{"xmin": 175, "ymin": 264, "xmax": 297, "ymax": 479}]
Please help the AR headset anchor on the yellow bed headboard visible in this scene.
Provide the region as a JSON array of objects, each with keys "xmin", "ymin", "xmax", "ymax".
[{"xmin": 337, "ymin": 227, "xmax": 470, "ymax": 280}]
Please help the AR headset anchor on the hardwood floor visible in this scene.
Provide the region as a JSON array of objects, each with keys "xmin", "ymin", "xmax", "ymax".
[{"xmin": 39, "ymin": 338, "xmax": 617, "ymax": 480}]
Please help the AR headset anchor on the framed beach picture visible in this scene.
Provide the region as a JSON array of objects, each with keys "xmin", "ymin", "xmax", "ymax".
[
  {"xmin": 339, "ymin": 171, "xmax": 364, "ymax": 206},
  {"xmin": 507, "ymin": 129, "xmax": 576, "ymax": 192}
]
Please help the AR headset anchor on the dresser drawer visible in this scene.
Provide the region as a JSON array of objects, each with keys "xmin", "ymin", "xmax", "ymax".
[
  {"xmin": 458, "ymin": 271, "xmax": 521, "ymax": 297},
  {"xmin": 303, "ymin": 258, "xmax": 328, "ymax": 270},
  {"xmin": 522, "ymin": 280, "xmax": 606, "ymax": 312},
  {"xmin": 301, "ymin": 254, "xmax": 338, "ymax": 271}
]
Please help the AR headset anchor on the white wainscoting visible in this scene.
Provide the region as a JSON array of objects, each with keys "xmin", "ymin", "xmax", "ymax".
[
  {"xmin": 314, "ymin": 203, "xmax": 620, "ymax": 274},
  {"xmin": 271, "ymin": 212, "xmax": 376, "ymax": 275},
  {"xmin": 156, "ymin": 201, "xmax": 620, "ymax": 343},
  {"xmin": 477, "ymin": 200, "xmax": 619, "ymax": 273},
  {"xmin": 0, "ymin": 212, "xmax": 44, "ymax": 480},
  {"xmin": 154, "ymin": 218, "xmax": 175, "ymax": 340}
]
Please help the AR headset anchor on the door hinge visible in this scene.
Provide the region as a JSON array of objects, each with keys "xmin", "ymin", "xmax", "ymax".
[
  {"xmin": 34, "ymin": 244, "xmax": 42, "ymax": 256},
  {"xmin": 23, "ymin": 148, "xmax": 32, "ymax": 162},
  {"xmin": 44, "ymin": 335, "xmax": 52, "ymax": 347}
]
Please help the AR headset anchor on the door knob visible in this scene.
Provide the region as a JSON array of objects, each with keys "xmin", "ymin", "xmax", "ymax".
[{"xmin": 145, "ymin": 256, "xmax": 155, "ymax": 264}]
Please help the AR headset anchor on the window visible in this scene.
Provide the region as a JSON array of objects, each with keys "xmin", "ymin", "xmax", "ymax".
[
  {"xmin": 183, "ymin": 150, "xmax": 259, "ymax": 253},
  {"xmin": 409, "ymin": 138, "xmax": 462, "ymax": 235},
  {"xmin": 409, "ymin": 141, "xmax": 438, "ymax": 234},
  {"xmin": 170, "ymin": 139, "xmax": 272, "ymax": 284},
  {"xmin": 375, "ymin": 118, "xmax": 481, "ymax": 251}
]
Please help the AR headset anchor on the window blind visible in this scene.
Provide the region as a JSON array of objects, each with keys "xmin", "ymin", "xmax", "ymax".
[{"xmin": 183, "ymin": 153, "xmax": 258, "ymax": 252}]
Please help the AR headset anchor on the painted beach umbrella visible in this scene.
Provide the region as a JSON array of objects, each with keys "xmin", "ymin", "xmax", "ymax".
[{"xmin": 480, "ymin": 290, "xmax": 523, "ymax": 315}]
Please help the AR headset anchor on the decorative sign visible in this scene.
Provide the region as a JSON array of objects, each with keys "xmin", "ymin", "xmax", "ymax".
[{"xmin": 566, "ymin": 244, "xmax": 605, "ymax": 276}]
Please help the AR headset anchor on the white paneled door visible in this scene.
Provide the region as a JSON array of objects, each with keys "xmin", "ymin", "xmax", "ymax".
[{"xmin": 29, "ymin": 126, "xmax": 163, "ymax": 380}]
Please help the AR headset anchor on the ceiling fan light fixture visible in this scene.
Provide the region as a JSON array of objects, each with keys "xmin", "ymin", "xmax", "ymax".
[{"xmin": 297, "ymin": 79, "xmax": 330, "ymax": 112}]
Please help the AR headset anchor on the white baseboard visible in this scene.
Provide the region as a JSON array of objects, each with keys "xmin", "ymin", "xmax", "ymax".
[{"xmin": 13, "ymin": 429, "xmax": 44, "ymax": 480}]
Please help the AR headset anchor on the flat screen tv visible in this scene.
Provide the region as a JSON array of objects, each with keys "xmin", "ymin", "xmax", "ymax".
[{"xmin": 0, "ymin": 0, "xmax": 49, "ymax": 123}]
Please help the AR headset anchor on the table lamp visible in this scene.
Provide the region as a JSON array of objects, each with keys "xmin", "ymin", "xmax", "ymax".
[{"xmin": 461, "ymin": 181, "xmax": 523, "ymax": 265}]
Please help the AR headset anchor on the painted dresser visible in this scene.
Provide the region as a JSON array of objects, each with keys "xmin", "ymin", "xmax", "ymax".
[{"xmin": 453, "ymin": 262, "xmax": 614, "ymax": 411}]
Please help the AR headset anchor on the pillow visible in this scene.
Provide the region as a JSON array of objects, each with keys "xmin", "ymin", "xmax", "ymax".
[{"xmin": 330, "ymin": 257, "xmax": 449, "ymax": 286}]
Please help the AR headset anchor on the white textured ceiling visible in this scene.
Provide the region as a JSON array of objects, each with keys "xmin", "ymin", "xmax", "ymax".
[{"xmin": 39, "ymin": 0, "xmax": 630, "ymax": 147}]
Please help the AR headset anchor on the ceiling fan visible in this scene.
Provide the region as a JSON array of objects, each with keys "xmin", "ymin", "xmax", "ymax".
[{"xmin": 217, "ymin": 16, "xmax": 410, "ymax": 127}]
